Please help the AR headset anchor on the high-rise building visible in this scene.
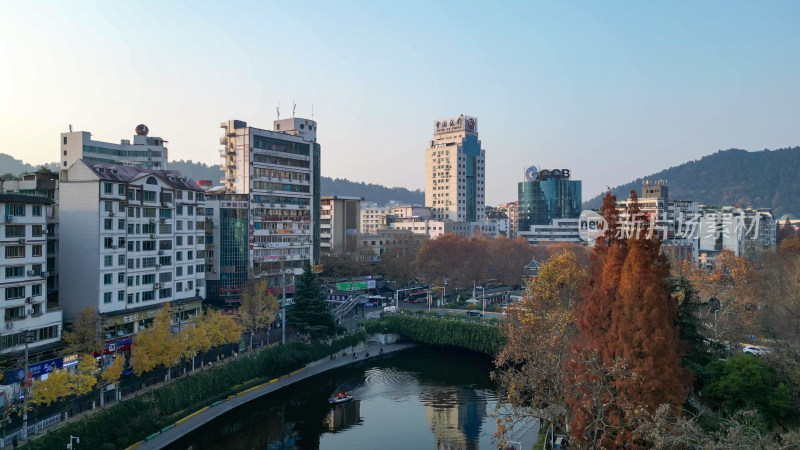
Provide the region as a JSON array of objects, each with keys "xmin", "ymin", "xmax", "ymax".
[
  {"xmin": 217, "ymin": 118, "xmax": 320, "ymax": 295},
  {"xmin": 425, "ymin": 115, "xmax": 485, "ymax": 222},
  {"xmin": 517, "ymin": 167, "xmax": 582, "ymax": 234},
  {"xmin": 60, "ymin": 124, "xmax": 168, "ymax": 171},
  {"xmin": 320, "ymin": 196, "xmax": 362, "ymax": 255},
  {"xmin": 59, "ymin": 161, "xmax": 206, "ymax": 353},
  {"xmin": 0, "ymin": 194, "xmax": 62, "ymax": 357}
]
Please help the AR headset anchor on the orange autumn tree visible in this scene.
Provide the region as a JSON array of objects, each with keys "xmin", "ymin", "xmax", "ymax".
[{"xmin": 567, "ymin": 191, "xmax": 688, "ymax": 449}]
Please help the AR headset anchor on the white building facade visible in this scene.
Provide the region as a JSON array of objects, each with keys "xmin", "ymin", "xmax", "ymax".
[
  {"xmin": 0, "ymin": 194, "xmax": 62, "ymax": 356},
  {"xmin": 60, "ymin": 124, "xmax": 168, "ymax": 171},
  {"xmin": 59, "ymin": 161, "xmax": 206, "ymax": 352},
  {"xmin": 217, "ymin": 118, "xmax": 320, "ymax": 293}
]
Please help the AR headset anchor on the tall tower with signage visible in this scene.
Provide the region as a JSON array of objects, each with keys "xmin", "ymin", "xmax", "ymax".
[
  {"xmin": 425, "ymin": 115, "xmax": 485, "ymax": 222},
  {"xmin": 517, "ymin": 166, "xmax": 582, "ymax": 234}
]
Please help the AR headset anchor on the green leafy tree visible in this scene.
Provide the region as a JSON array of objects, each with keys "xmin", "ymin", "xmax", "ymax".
[
  {"xmin": 702, "ymin": 355, "xmax": 793, "ymax": 425},
  {"xmin": 286, "ymin": 261, "xmax": 335, "ymax": 339}
]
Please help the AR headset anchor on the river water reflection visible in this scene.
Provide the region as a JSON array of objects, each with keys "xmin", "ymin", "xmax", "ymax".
[{"xmin": 167, "ymin": 347, "xmax": 499, "ymax": 450}]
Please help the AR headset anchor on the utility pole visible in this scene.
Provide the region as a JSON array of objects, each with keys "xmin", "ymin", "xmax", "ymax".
[
  {"xmin": 22, "ymin": 329, "xmax": 31, "ymax": 441},
  {"xmin": 281, "ymin": 265, "xmax": 287, "ymax": 345}
]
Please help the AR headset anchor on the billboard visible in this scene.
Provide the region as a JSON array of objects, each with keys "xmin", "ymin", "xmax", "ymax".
[{"xmin": 335, "ymin": 280, "xmax": 376, "ymax": 291}]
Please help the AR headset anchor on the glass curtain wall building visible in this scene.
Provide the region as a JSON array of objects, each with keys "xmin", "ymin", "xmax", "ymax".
[{"xmin": 517, "ymin": 179, "xmax": 582, "ymax": 233}]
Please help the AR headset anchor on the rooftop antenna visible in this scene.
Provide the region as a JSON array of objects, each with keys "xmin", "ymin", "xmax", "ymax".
[
  {"xmin": 69, "ymin": 124, "xmax": 73, "ymax": 132},
  {"xmin": 276, "ymin": 103, "xmax": 280, "ymax": 120},
  {"xmin": 311, "ymin": 104, "xmax": 314, "ymax": 119},
  {"xmin": 292, "ymin": 100, "xmax": 296, "ymax": 118}
]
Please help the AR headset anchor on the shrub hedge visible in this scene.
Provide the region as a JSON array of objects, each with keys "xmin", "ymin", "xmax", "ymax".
[
  {"xmin": 364, "ymin": 315, "xmax": 504, "ymax": 355},
  {"xmin": 25, "ymin": 332, "xmax": 366, "ymax": 450}
]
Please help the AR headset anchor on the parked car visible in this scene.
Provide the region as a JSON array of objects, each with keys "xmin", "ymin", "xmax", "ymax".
[
  {"xmin": 466, "ymin": 310, "xmax": 483, "ymax": 317},
  {"xmin": 742, "ymin": 345, "xmax": 770, "ymax": 356}
]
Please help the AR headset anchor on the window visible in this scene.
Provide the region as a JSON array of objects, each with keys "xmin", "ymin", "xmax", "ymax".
[
  {"xmin": 104, "ymin": 255, "xmax": 113, "ymax": 267},
  {"xmin": 159, "ymin": 288, "xmax": 172, "ymax": 299},
  {"xmin": 5, "ymin": 246, "xmax": 24, "ymax": 258},
  {"xmin": 104, "ymin": 237, "xmax": 114, "ymax": 249},
  {"xmin": 127, "ymin": 276, "xmax": 133, "ymax": 286},
  {"xmin": 103, "ymin": 273, "xmax": 112, "ymax": 285},
  {"xmin": 63, "ymin": 136, "xmax": 68, "ymax": 145},
  {"xmin": 6, "ymin": 286, "xmax": 25, "ymax": 299},
  {"xmin": 176, "ymin": 252, "xmax": 183, "ymax": 262},
  {"xmin": 159, "ymin": 272, "xmax": 172, "ymax": 282},
  {"xmin": 104, "ymin": 201, "xmax": 113, "ymax": 212},
  {"xmin": 162, "ymin": 192, "xmax": 173, "ymax": 203},
  {"xmin": 143, "ymin": 208, "xmax": 156, "ymax": 218},
  {"xmin": 159, "ymin": 209, "xmax": 172, "ymax": 219},
  {"xmin": 176, "ymin": 220, "xmax": 183, "ymax": 231},
  {"xmin": 118, "ymin": 254, "xmax": 125, "ymax": 266},
  {"xmin": 5, "ymin": 205, "xmax": 24, "ymax": 216},
  {"xmin": 176, "ymin": 282, "xmax": 183, "ymax": 292},
  {"xmin": 104, "ymin": 292, "xmax": 112, "ymax": 303},
  {"xmin": 104, "ymin": 183, "xmax": 113, "ymax": 194},
  {"xmin": 176, "ymin": 266, "xmax": 182, "ymax": 276},
  {"xmin": 5, "ymin": 225, "xmax": 24, "ymax": 238},
  {"xmin": 142, "ymin": 274, "xmax": 155, "ymax": 284},
  {"xmin": 142, "ymin": 291, "xmax": 154, "ymax": 301},
  {"xmin": 32, "ymin": 206, "xmax": 42, "ymax": 216},
  {"xmin": 104, "ymin": 218, "xmax": 113, "ymax": 230},
  {"xmin": 118, "ymin": 272, "xmax": 124, "ymax": 283},
  {"xmin": 32, "ymin": 284, "xmax": 42, "ymax": 297},
  {"xmin": 118, "ymin": 184, "xmax": 125, "ymax": 196},
  {"xmin": 118, "ymin": 219, "xmax": 125, "ymax": 230},
  {"xmin": 5, "ymin": 266, "xmax": 23, "ymax": 278},
  {"xmin": 143, "ymin": 191, "xmax": 157, "ymax": 202},
  {"xmin": 118, "ymin": 291, "xmax": 125, "ymax": 302},
  {"xmin": 32, "ymin": 225, "xmax": 43, "ymax": 237},
  {"xmin": 146, "ymin": 177, "xmax": 158, "ymax": 185}
]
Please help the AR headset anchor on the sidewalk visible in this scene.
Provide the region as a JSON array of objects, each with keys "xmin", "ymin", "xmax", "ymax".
[{"xmin": 136, "ymin": 342, "xmax": 416, "ymax": 449}]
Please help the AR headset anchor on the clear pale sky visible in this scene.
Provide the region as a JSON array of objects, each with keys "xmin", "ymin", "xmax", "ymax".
[{"xmin": 1, "ymin": 1, "xmax": 798, "ymax": 205}]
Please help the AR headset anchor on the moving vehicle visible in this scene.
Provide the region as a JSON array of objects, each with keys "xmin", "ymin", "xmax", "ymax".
[
  {"xmin": 406, "ymin": 291, "xmax": 428, "ymax": 303},
  {"xmin": 466, "ymin": 310, "xmax": 483, "ymax": 317}
]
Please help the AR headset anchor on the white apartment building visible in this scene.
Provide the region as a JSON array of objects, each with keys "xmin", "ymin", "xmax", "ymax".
[
  {"xmin": 361, "ymin": 204, "xmax": 391, "ymax": 234},
  {"xmin": 699, "ymin": 206, "xmax": 775, "ymax": 258},
  {"xmin": 425, "ymin": 115, "xmax": 485, "ymax": 222},
  {"xmin": 218, "ymin": 118, "xmax": 320, "ymax": 290},
  {"xmin": 60, "ymin": 124, "xmax": 168, "ymax": 171},
  {"xmin": 497, "ymin": 201, "xmax": 519, "ymax": 238},
  {"xmin": 59, "ymin": 161, "xmax": 206, "ymax": 350},
  {"xmin": 0, "ymin": 194, "xmax": 62, "ymax": 356}
]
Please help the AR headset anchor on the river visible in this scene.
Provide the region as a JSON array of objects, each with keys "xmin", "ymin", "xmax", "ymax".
[{"xmin": 166, "ymin": 346, "xmax": 499, "ymax": 450}]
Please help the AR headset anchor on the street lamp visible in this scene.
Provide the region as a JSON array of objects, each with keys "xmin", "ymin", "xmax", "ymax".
[
  {"xmin": 67, "ymin": 435, "xmax": 80, "ymax": 449},
  {"xmin": 480, "ymin": 286, "xmax": 486, "ymax": 317}
]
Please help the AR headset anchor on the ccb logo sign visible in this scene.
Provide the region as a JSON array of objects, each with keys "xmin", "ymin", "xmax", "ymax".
[{"xmin": 537, "ymin": 169, "xmax": 571, "ymax": 180}]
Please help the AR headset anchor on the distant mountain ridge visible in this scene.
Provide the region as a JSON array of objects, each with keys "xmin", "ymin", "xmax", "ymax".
[
  {"xmin": 0, "ymin": 155, "xmax": 424, "ymax": 206},
  {"xmin": 584, "ymin": 147, "xmax": 800, "ymax": 217}
]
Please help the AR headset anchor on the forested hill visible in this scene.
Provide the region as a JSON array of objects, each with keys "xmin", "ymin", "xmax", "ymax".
[
  {"xmin": 0, "ymin": 155, "xmax": 424, "ymax": 206},
  {"xmin": 583, "ymin": 147, "xmax": 800, "ymax": 217},
  {"xmin": 320, "ymin": 177, "xmax": 424, "ymax": 205},
  {"xmin": 167, "ymin": 161, "xmax": 426, "ymax": 205}
]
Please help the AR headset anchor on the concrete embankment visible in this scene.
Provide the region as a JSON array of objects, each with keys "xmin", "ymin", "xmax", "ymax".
[{"xmin": 134, "ymin": 342, "xmax": 416, "ymax": 450}]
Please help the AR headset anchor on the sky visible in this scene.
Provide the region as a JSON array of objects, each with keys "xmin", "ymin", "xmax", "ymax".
[{"xmin": 1, "ymin": 1, "xmax": 799, "ymax": 205}]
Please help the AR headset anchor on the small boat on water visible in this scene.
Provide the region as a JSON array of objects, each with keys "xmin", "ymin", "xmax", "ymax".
[{"xmin": 329, "ymin": 393, "xmax": 353, "ymax": 404}]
